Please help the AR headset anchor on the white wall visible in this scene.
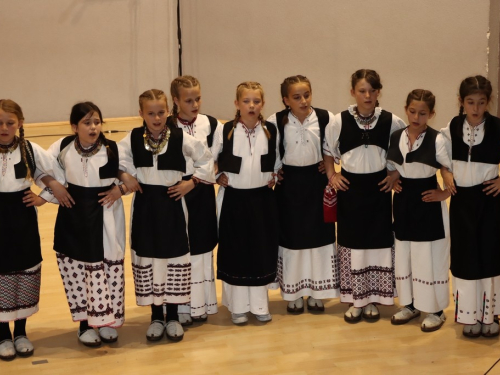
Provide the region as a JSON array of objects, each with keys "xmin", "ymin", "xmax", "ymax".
[
  {"xmin": 0, "ymin": 0, "xmax": 178, "ymax": 123},
  {"xmin": 181, "ymin": 0, "xmax": 496, "ymax": 128},
  {"xmin": 1, "ymin": 0, "xmax": 498, "ymax": 127}
]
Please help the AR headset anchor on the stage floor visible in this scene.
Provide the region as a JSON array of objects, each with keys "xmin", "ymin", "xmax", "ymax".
[{"xmin": 3, "ymin": 118, "xmax": 499, "ymax": 375}]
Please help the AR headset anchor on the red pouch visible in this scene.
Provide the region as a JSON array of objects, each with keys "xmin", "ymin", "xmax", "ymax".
[{"xmin": 323, "ymin": 185, "xmax": 337, "ymax": 223}]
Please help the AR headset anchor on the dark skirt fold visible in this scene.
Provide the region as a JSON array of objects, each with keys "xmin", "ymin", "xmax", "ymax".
[
  {"xmin": 275, "ymin": 163, "xmax": 335, "ymax": 249},
  {"xmin": 217, "ymin": 186, "xmax": 279, "ymax": 286}
]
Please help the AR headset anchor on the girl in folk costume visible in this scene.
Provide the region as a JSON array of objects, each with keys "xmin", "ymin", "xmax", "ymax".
[
  {"xmin": 169, "ymin": 76, "xmax": 220, "ymax": 326},
  {"xmin": 323, "ymin": 69, "xmax": 405, "ymax": 323},
  {"xmin": 0, "ymin": 100, "xmax": 56, "ymax": 360},
  {"xmin": 118, "ymin": 89, "xmax": 215, "ymax": 341},
  {"xmin": 212, "ymin": 81, "xmax": 280, "ymax": 325},
  {"xmin": 43, "ymin": 102, "xmax": 127, "ymax": 347},
  {"xmin": 267, "ymin": 75, "xmax": 339, "ymax": 313},
  {"xmin": 441, "ymin": 76, "xmax": 500, "ymax": 338},
  {"xmin": 387, "ymin": 90, "xmax": 450, "ymax": 332}
]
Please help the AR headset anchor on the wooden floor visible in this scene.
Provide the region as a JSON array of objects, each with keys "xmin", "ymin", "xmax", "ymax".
[{"xmin": 3, "ymin": 118, "xmax": 499, "ymax": 375}]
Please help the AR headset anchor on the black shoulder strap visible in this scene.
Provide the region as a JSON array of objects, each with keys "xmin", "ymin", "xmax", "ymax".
[
  {"xmin": 60, "ymin": 135, "xmax": 77, "ymax": 151},
  {"xmin": 275, "ymin": 109, "xmax": 289, "ymax": 159},
  {"xmin": 14, "ymin": 140, "xmax": 37, "ymax": 179},
  {"xmin": 386, "ymin": 127, "xmax": 405, "ymax": 165},
  {"xmin": 206, "ymin": 115, "xmax": 218, "ymax": 148},
  {"xmin": 99, "ymin": 139, "xmax": 119, "ymax": 179},
  {"xmin": 314, "ymin": 108, "xmax": 330, "ymax": 156}
]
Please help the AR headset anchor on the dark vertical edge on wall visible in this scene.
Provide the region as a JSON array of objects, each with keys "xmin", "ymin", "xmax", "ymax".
[{"xmin": 177, "ymin": 0, "xmax": 183, "ymax": 76}]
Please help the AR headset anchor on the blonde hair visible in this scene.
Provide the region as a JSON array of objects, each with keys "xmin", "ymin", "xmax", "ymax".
[
  {"xmin": 139, "ymin": 89, "xmax": 169, "ymax": 112},
  {"xmin": 170, "ymin": 75, "xmax": 200, "ymax": 119},
  {"xmin": 0, "ymin": 99, "xmax": 33, "ymax": 181},
  {"xmin": 229, "ymin": 81, "xmax": 270, "ymax": 140}
]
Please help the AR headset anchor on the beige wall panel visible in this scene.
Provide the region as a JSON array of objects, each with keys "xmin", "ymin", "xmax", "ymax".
[
  {"xmin": 181, "ymin": 0, "xmax": 491, "ymax": 128},
  {"xmin": 0, "ymin": 0, "xmax": 178, "ymax": 123}
]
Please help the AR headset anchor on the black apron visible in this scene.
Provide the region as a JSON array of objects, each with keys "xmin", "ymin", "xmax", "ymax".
[
  {"xmin": 182, "ymin": 175, "xmax": 218, "ymax": 256},
  {"xmin": 217, "ymin": 186, "xmax": 279, "ymax": 286},
  {"xmin": 0, "ymin": 188, "xmax": 42, "ymax": 273},
  {"xmin": 54, "ymin": 183, "xmax": 110, "ymax": 263},
  {"xmin": 393, "ymin": 175, "xmax": 445, "ymax": 242},
  {"xmin": 337, "ymin": 169, "xmax": 393, "ymax": 249},
  {"xmin": 450, "ymin": 181, "xmax": 500, "ymax": 280},
  {"xmin": 275, "ymin": 163, "xmax": 335, "ymax": 249},
  {"xmin": 131, "ymin": 183, "xmax": 189, "ymax": 259}
]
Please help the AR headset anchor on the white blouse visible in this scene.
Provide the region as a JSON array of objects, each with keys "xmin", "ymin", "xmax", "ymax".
[
  {"xmin": 267, "ymin": 108, "xmax": 335, "ymax": 167},
  {"xmin": 118, "ymin": 130, "xmax": 215, "ymax": 186},
  {"xmin": 323, "ymin": 105, "xmax": 406, "ymax": 174},
  {"xmin": 211, "ymin": 121, "xmax": 281, "ymax": 189},
  {"xmin": 0, "ymin": 141, "xmax": 55, "ymax": 193},
  {"xmin": 387, "ymin": 127, "xmax": 451, "ymax": 179},
  {"xmin": 440, "ymin": 119, "xmax": 498, "ymax": 187},
  {"xmin": 176, "ymin": 114, "xmax": 222, "ymax": 176}
]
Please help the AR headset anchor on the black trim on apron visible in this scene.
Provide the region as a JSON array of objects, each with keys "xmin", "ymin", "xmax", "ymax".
[
  {"xmin": 393, "ymin": 175, "xmax": 445, "ymax": 242},
  {"xmin": 131, "ymin": 183, "xmax": 189, "ymax": 259},
  {"xmin": 54, "ymin": 183, "xmax": 110, "ymax": 263},
  {"xmin": 217, "ymin": 186, "xmax": 279, "ymax": 286},
  {"xmin": 182, "ymin": 175, "xmax": 218, "ymax": 255},
  {"xmin": 337, "ymin": 169, "xmax": 393, "ymax": 249},
  {"xmin": 0, "ymin": 188, "xmax": 42, "ymax": 273},
  {"xmin": 275, "ymin": 163, "xmax": 335, "ymax": 249},
  {"xmin": 450, "ymin": 180, "xmax": 500, "ymax": 280}
]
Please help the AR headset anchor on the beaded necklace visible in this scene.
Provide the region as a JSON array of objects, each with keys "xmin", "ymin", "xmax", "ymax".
[
  {"xmin": 0, "ymin": 136, "xmax": 19, "ymax": 154},
  {"xmin": 143, "ymin": 126, "xmax": 170, "ymax": 155},
  {"xmin": 353, "ymin": 106, "xmax": 377, "ymax": 126},
  {"xmin": 74, "ymin": 136, "xmax": 102, "ymax": 158},
  {"xmin": 239, "ymin": 120, "xmax": 260, "ymax": 156},
  {"xmin": 465, "ymin": 118, "xmax": 486, "ymax": 156}
]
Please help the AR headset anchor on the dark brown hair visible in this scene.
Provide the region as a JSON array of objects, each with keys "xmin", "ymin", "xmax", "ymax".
[
  {"xmin": 405, "ymin": 89, "xmax": 436, "ymax": 113},
  {"xmin": 458, "ymin": 75, "xmax": 492, "ymax": 116},
  {"xmin": 279, "ymin": 75, "xmax": 312, "ymax": 126},
  {"xmin": 351, "ymin": 69, "xmax": 383, "ymax": 90}
]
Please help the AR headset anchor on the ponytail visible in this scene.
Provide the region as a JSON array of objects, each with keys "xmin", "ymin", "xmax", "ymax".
[
  {"xmin": 227, "ymin": 110, "xmax": 239, "ymax": 140},
  {"xmin": 18, "ymin": 126, "xmax": 33, "ymax": 181}
]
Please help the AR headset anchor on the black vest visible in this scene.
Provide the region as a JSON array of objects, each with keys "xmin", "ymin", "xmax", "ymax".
[
  {"xmin": 14, "ymin": 140, "xmax": 36, "ymax": 179},
  {"xmin": 167, "ymin": 114, "xmax": 218, "ymax": 148},
  {"xmin": 130, "ymin": 123, "xmax": 186, "ymax": 173},
  {"xmin": 60, "ymin": 135, "xmax": 119, "ymax": 179},
  {"xmin": 338, "ymin": 109, "xmax": 392, "ymax": 155},
  {"xmin": 450, "ymin": 113, "xmax": 500, "ymax": 165},
  {"xmin": 275, "ymin": 107, "xmax": 330, "ymax": 159},
  {"xmin": 387, "ymin": 126, "xmax": 441, "ymax": 169},
  {"xmin": 218, "ymin": 121, "xmax": 277, "ymax": 174}
]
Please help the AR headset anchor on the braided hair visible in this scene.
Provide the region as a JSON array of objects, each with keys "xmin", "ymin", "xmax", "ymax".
[
  {"xmin": 170, "ymin": 76, "xmax": 200, "ymax": 120},
  {"xmin": 405, "ymin": 89, "xmax": 436, "ymax": 112},
  {"xmin": 458, "ymin": 75, "xmax": 492, "ymax": 116},
  {"xmin": 0, "ymin": 99, "xmax": 33, "ymax": 181},
  {"xmin": 351, "ymin": 69, "xmax": 383, "ymax": 107},
  {"xmin": 228, "ymin": 81, "xmax": 270, "ymax": 140},
  {"xmin": 279, "ymin": 75, "xmax": 311, "ymax": 126}
]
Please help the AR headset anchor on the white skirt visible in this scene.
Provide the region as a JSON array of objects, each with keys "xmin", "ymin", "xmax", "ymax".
[
  {"xmin": 453, "ymin": 276, "xmax": 500, "ymax": 325},
  {"xmin": 270, "ymin": 244, "xmax": 339, "ymax": 300},
  {"xmin": 0, "ymin": 263, "xmax": 41, "ymax": 322},
  {"xmin": 221, "ymin": 282, "xmax": 269, "ymax": 315},
  {"xmin": 395, "ymin": 237, "xmax": 450, "ymax": 313},
  {"xmin": 131, "ymin": 250, "xmax": 191, "ymax": 305},
  {"xmin": 57, "ymin": 254, "xmax": 125, "ymax": 328},
  {"xmin": 178, "ymin": 252, "xmax": 218, "ymax": 317},
  {"xmin": 338, "ymin": 245, "xmax": 396, "ymax": 307}
]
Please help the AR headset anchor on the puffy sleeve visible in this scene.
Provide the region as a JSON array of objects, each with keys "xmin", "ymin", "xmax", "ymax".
[
  {"xmin": 117, "ymin": 132, "xmax": 137, "ymax": 177},
  {"xmin": 323, "ymin": 113, "xmax": 342, "ymax": 163},
  {"xmin": 182, "ymin": 132, "xmax": 216, "ymax": 183},
  {"xmin": 391, "ymin": 114, "xmax": 407, "ymax": 134},
  {"xmin": 38, "ymin": 138, "xmax": 66, "ymax": 203},
  {"xmin": 210, "ymin": 122, "xmax": 224, "ymax": 162},
  {"xmin": 436, "ymin": 129, "xmax": 452, "ymax": 171}
]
